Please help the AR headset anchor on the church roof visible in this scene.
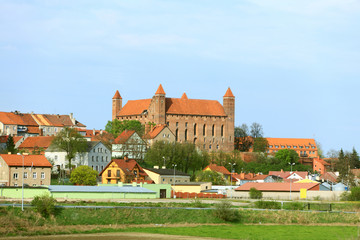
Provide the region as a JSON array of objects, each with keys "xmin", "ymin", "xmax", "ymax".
[
  {"xmin": 155, "ymin": 84, "xmax": 166, "ymax": 95},
  {"xmin": 113, "ymin": 90, "xmax": 122, "ymax": 99},
  {"xmin": 181, "ymin": 92, "xmax": 188, "ymax": 99},
  {"xmin": 224, "ymin": 87, "xmax": 235, "ymax": 98},
  {"xmin": 118, "ymin": 99, "xmax": 152, "ymax": 116}
]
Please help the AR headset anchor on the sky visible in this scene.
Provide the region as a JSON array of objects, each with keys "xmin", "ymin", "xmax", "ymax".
[{"xmin": 1, "ymin": 0, "xmax": 359, "ymax": 155}]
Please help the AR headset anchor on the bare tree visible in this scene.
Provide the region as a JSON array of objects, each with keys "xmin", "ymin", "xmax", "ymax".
[{"xmin": 250, "ymin": 122, "xmax": 263, "ymax": 138}]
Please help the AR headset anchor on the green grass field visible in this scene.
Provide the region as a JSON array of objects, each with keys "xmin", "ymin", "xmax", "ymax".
[{"xmin": 121, "ymin": 225, "xmax": 360, "ymax": 240}]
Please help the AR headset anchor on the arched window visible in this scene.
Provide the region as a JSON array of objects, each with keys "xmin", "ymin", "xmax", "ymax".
[
  {"xmin": 175, "ymin": 129, "xmax": 178, "ymax": 141},
  {"xmin": 203, "ymin": 124, "xmax": 206, "ymax": 136},
  {"xmin": 212, "ymin": 125, "xmax": 215, "ymax": 137},
  {"xmin": 221, "ymin": 125, "xmax": 224, "ymax": 137},
  {"xmin": 92, "ymin": 156, "xmax": 94, "ymax": 162},
  {"xmin": 185, "ymin": 129, "xmax": 188, "ymax": 141},
  {"xmin": 194, "ymin": 137, "xmax": 197, "ymax": 145},
  {"xmin": 194, "ymin": 123, "xmax": 197, "ymax": 136}
]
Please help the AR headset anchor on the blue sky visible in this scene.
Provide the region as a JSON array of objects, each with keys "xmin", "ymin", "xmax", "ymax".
[{"xmin": 1, "ymin": 0, "xmax": 359, "ymax": 155}]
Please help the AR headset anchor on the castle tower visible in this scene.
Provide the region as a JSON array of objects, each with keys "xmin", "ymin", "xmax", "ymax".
[
  {"xmin": 152, "ymin": 84, "xmax": 166, "ymax": 124},
  {"xmin": 223, "ymin": 87, "xmax": 235, "ymax": 151},
  {"xmin": 112, "ymin": 90, "xmax": 122, "ymax": 120}
]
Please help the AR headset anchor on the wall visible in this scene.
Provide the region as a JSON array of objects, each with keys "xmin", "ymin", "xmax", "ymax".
[
  {"xmin": 0, "ymin": 187, "xmax": 48, "ymax": 198},
  {"xmin": 231, "ymin": 190, "xmax": 345, "ymax": 201},
  {"xmin": 8, "ymin": 166, "xmax": 51, "ymax": 186},
  {"xmin": 142, "ymin": 184, "xmax": 172, "ymax": 198},
  {"xmin": 173, "ymin": 182, "xmax": 212, "ymax": 194},
  {"xmin": 51, "ymin": 191, "xmax": 156, "ymax": 199}
]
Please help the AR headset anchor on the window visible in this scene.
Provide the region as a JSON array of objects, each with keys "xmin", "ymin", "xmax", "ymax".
[
  {"xmin": 96, "ymin": 166, "xmax": 98, "ymax": 171},
  {"xmin": 185, "ymin": 122, "xmax": 188, "ymax": 128},
  {"xmin": 184, "ymin": 129, "xmax": 187, "ymax": 141},
  {"xmin": 175, "ymin": 129, "xmax": 178, "ymax": 141},
  {"xmin": 101, "ymin": 166, "xmax": 103, "ymax": 171},
  {"xmin": 24, "ymin": 172, "xmax": 28, "ymax": 179},
  {"xmin": 306, "ymin": 146, "xmax": 309, "ymax": 149},
  {"xmin": 107, "ymin": 179, "xmax": 111, "ymax": 184},
  {"xmin": 33, "ymin": 172, "xmax": 37, "ymax": 179},
  {"xmin": 203, "ymin": 125, "xmax": 206, "ymax": 136},
  {"xmin": 194, "ymin": 124, "xmax": 197, "ymax": 136},
  {"xmin": 92, "ymin": 156, "xmax": 94, "ymax": 162},
  {"xmin": 96, "ymin": 156, "xmax": 98, "ymax": 162},
  {"xmin": 14, "ymin": 183, "xmax": 18, "ymax": 187},
  {"xmin": 93, "ymin": 149, "xmax": 95, "ymax": 152},
  {"xmin": 209, "ymin": 144, "xmax": 212, "ymax": 149},
  {"xmin": 33, "ymin": 184, "xmax": 36, "ymax": 187},
  {"xmin": 106, "ymin": 156, "xmax": 108, "ymax": 162},
  {"xmin": 269, "ymin": 145, "xmax": 273, "ymax": 148},
  {"xmin": 163, "ymin": 133, "xmax": 166, "ymax": 137},
  {"xmin": 92, "ymin": 165, "xmax": 94, "ymax": 169},
  {"xmin": 293, "ymin": 146, "xmax": 297, "ymax": 148},
  {"xmin": 166, "ymin": 121, "xmax": 169, "ymax": 126},
  {"xmin": 281, "ymin": 146, "xmax": 285, "ymax": 148},
  {"xmin": 13, "ymin": 173, "xmax": 18, "ymax": 179},
  {"xmin": 134, "ymin": 170, "xmax": 138, "ymax": 177},
  {"xmin": 116, "ymin": 170, "xmax": 120, "ymax": 177},
  {"xmin": 216, "ymin": 145, "xmax": 219, "ymax": 149},
  {"xmin": 221, "ymin": 125, "xmax": 224, "ymax": 137},
  {"xmin": 176, "ymin": 122, "xmax": 178, "ymax": 127},
  {"xmin": 108, "ymin": 170, "xmax": 111, "ymax": 177},
  {"xmin": 212, "ymin": 125, "xmax": 215, "ymax": 136},
  {"xmin": 102, "ymin": 156, "xmax": 104, "ymax": 162},
  {"xmin": 41, "ymin": 172, "xmax": 45, "ymax": 179},
  {"xmin": 162, "ymin": 178, "xmax": 165, "ymax": 182},
  {"xmin": 275, "ymin": 145, "xmax": 279, "ymax": 148}
]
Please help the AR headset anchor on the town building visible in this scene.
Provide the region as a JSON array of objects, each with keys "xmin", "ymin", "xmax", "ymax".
[
  {"xmin": 112, "ymin": 130, "xmax": 146, "ymax": 160},
  {"xmin": 0, "ymin": 111, "xmax": 85, "ymax": 137},
  {"xmin": 203, "ymin": 164, "xmax": 231, "ymax": 181},
  {"xmin": 268, "ymin": 170, "xmax": 309, "ymax": 182},
  {"xmin": 143, "ymin": 124, "xmax": 176, "ymax": 146},
  {"xmin": 0, "ymin": 135, "xmax": 24, "ymax": 152},
  {"xmin": 112, "ymin": 84, "xmax": 235, "ymax": 152},
  {"xmin": 265, "ymin": 138, "xmax": 318, "ymax": 158},
  {"xmin": 0, "ymin": 154, "xmax": 52, "ymax": 186},
  {"xmin": 17, "ymin": 136, "xmax": 54, "ymax": 154},
  {"xmin": 143, "ymin": 166, "xmax": 191, "ymax": 184},
  {"xmin": 45, "ymin": 141, "xmax": 111, "ymax": 172},
  {"xmin": 99, "ymin": 156, "xmax": 148, "ymax": 184}
]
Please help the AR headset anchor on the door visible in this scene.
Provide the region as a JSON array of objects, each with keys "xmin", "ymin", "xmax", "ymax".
[{"xmin": 160, "ymin": 189, "xmax": 166, "ymax": 198}]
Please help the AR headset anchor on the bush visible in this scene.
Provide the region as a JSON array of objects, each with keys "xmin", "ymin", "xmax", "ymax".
[
  {"xmin": 348, "ymin": 187, "xmax": 360, "ymax": 201},
  {"xmin": 31, "ymin": 193, "xmax": 57, "ymax": 218},
  {"xmin": 70, "ymin": 165, "xmax": 98, "ymax": 185},
  {"xmin": 254, "ymin": 200, "xmax": 281, "ymax": 209},
  {"xmin": 249, "ymin": 187, "xmax": 262, "ymax": 199},
  {"xmin": 190, "ymin": 198, "xmax": 206, "ymax": 208},
  {"xmin": 283, "ymin": 202, "xmax": 305, "ymax": 210},
  {"xmin": 213, "ymin": 200, "xmax": 241, "ymax": 222}
]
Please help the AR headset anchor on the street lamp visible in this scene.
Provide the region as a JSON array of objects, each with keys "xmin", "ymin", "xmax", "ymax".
[
  {"xmin": 172, "ymin": 164, "xmax": 177, "ymax": 199},
  {"xmin": 289, "ymin": 162, "xmax": 295, "ymax": 200},
  {"xmin": 17, "ymin": 153, "xmax": 25, "ymax": 211}
]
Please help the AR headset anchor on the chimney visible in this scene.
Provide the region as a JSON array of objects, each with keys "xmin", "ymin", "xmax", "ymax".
[
  {"xmin": 69, "ymin": 113, "xmax": 75, "ymax": 125},
  {"xmin": 100, "ymin": 129, "xmax": 103, "ymax": 134},
  {"xmin": 93, "ymin": 128, "xmax": 95, "ymax": 136},
  {"xmin": 281, "ymin": 169, "xmax": 283, "ymax": 173},
  {"xmin": 240, "ymin": 172, "xmax": 245, "ymax": 179}
]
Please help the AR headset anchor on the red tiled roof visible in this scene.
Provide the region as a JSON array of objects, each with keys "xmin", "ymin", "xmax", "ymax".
[
  {"xmin": 223, "ymin": 87, "xmax": 235, "ymax": 98},
  {"xmin": 266, "ymin": 138, "xmax": 317, "ymax": 150},
  {"xmin": 100, "ymin": 158, "xmax": 147, "ymax": 177},
  {"xmin": 321, "ymin": 172, "xmax": 338, "ymax": 183},
  {"xmin": 0, "ymin": 154, "xmax": 52, "ymax": 167},
  {"xmin": 143, "ymin": 124, "xmax": 167, "ymax": 139},
  {"xmin": 0, "ymin": 112, "xmax": 38, "ymax": 126},
  {"xmin": 268, "ymin": 171, "xmax": 308, "ymax": 180},
  {"xmin": 204, "ymin": 164, "xmax": 231, "ymax": 175},
  {"xmin": 113, "ymin": 130, "xmax": 136, "ymax": 144},
  {"xmin": 235, "ymin": 182, "xmax": 320, "ymax": 192},
  {"xmin": 165, "ymin": 98, "xmax": 226, "ymax": 116},
  {"xmin": 0, "ymin": 136, "xmax": 23, "ymax": 144},
  {"xmin": 18, "ymin": 136, "xmax": 54, "ymax": 149},
  {"xmin": 155, "ymin": 84, "xmax": 166, "ymax": 95},
  {"xmin": 181, "ymin": 92, "xmax": 188, "ymax": 99},
  {"xmin": 118, "ymin": 99, "xmax": 152, "ymax": 116},
  {"xmin": 113, "ymin": 90, "xmax": 122, "ymax": 99},
  {"xmin": 315, "ymin": 158, "xmax": 330, "ymax": 166},
  {"xmin": 27, "ymin": 127, "xmax": 41, "ymax": 134}
]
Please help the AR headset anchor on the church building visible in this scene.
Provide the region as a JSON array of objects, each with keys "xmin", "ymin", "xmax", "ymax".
[{"xmin": 112, "ymin": 84, "xmax": 235, "ymax": 152}]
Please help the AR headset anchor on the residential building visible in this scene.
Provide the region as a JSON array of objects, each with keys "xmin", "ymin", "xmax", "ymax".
[
  {"xmin": 265, "ymin": 138, "xmax": 318, "ymax": 158},
  {"xmin": 143, "ymin": 166, "xmax": 191, "ymax": 184},
  {"xmin": 0, "ymin": 154, "xmax": 52, "ymax": 186},
  {"xmin": 203, "ymin": 164, "xmax": 231, "ymax": 181},
  {"xmin": 112, "ymin": 130, "xmax": 146, "ymax": 160},
  {"xmin": 17, "ymin": 136, "xmax": 54, "ymax": 153},
  {"xmin": 99, "ymin": 157, "xmax": 148, "ymax": 184},
  {"xmin": 0, "ymin": 135, "xmax": 24, "ymax": 152},
  {"xmin": 232, "ymin": 173, "xmax": 282, "ymax": 186},
  {"xmin": 112, "ymin": 84, "xmax": 235, "ymax": 152},
  {"xmin": 45, "ymin": 141, "xmax": 111, "ymax": 172},
  {"xmin": 313, "ymin": 157, "xmax": 330, "ymax": 175},
  {"xmin": 143, "ymin": 124, "xmax": 175, "ymax": 146},
  {"xmin": 0, "ymin": 111, "xmax": 85, "ymax": 137},
  {"xmin": 268, "ymin": 170, "xmax": 309, "ymax": 182}
]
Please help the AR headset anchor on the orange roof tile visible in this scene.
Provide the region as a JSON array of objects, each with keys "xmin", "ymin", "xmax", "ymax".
[
  {"xmin": 113, "ymin": 130, "xmax": 136, "ymax": 144},
  {"xmin": 0, "ymin": 112, "xmax": 38, "ymax": 126},
  {"xmin": 143, "ymin": 124, "xmax": 168, "ymax": 139},
  {"xmin": 235, "ymin": 182, "xmax": 319, "ymax": 192},
  {"xmin": 315, "ymin": 158, "xmax": 330, "ymax": 166},
  {"xmin": 0, "ymin": 136, "xmax": 23, "ymax": 144},
  {"xmin": 118, "ymin": 99, "xmax": 152, "ymax": 116},
  {"xmin": 266, "ymin": 138, "xmax": 317, "ymax": 149},
  {"xmin": 0, "ymin": 154, "xmax": 52, "ymax": 167},
  {"xmin": 204, "ymin": 164, "xmax": 231, "ymax": 175},
  {"xmin": 99, "ymin": 158, "xmax": 147, "ymax": 177},
  {"xmin": 155, "ymin": 84, "xmax": 166, "ymax": 95},
  {"xmin": 223, "ymin": 87, "xmax": 235, "ymax": 98},
  {"xmin": 320, "ymin": 172, "xmax": 338, "ymax": 183},
  {"xmin": 27, "ymin": 127, "xmax": 41, "ymax": 134},
  {"xmin": 113, "ymin": 90, "xmax": 122, "ymax": 99},
  {"xmin": 165, "ymin": 98, "xmax": 226, "ymax": 116},
  {"xmin": 268, "ymin": 171, "xmax": 308, "ymax": 180},
  {"xmin": 181, "ymin": 92, "xmax": 188, "ymax": 99},
  {"xmin": 18, "ymin": 136, "xmax": 54, "ymax": 149}
]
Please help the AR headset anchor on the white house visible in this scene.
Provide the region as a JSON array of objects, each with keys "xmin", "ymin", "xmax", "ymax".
[{"xmin": 112, "ymin": 130, "xmax": 146, "ymax": 160}]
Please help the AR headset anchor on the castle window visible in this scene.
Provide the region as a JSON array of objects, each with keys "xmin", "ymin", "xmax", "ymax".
[
  {"xmin": 176, "ymin": 122, "xmax": 178, "ymax": 127},
  {"xmin": 216, "ymin": 145, "xmax": 219, "ymax": 149},
  {"xmin": 185, "ymin": 122, "xmax": 188, "ymax": 128},
  {"xmin": 209, "ymin": 144, "xmax": 212, "ymax": 149},
  {"xmin": 212, "ymin": 125, "xmax": 215, "ymax": 137},
  {"xmin": 185, "ymin": 129, "xmax": 188, "ymax": 141},
  {"xmin": 221, "ymin": 125, "xmax": 224, "ymax": 137},
  {"xmin": 203, "ymin": 124, "xmax": 206, "ymax": 136},
  {"xmin": 175, "ymin": 129, "xmax": 178, "ymax": 141},
  {"xmin": 166, "ymin": 122, "xmax": 169, "ymax": 126},
  {"xmin": 194, "ymin": 124, "xmax": 197, "ymax": 136}
]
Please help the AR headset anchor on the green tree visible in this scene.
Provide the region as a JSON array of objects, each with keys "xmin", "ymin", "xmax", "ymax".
[
  {"xmin": 194, "ymin": 170, "xmax": 226, "ymax": 185},
  {"xmin": 337, "ymin": 149, "xmax": 355, "ymax": 186},
  {"xmin": 144, "ymin": 141, "xmax": 209, "ymax": 174},
  {"xmin": 51, "ymin": 127, "xmax": 88, "ymax": 174},
  {"xmin": 350, "ymin": 148, "xmax": 360, "ymax": 169},
  {"xmin": 70, "ymin": 165, "xmax": 98, "ymax": 185},
  {"xmin": 234, "ymin": 124, "xmax": 253, "ymax": 152},
  {"xmin": 275, "ymin": 149, "xmax": 300, "ymax": 166},
  {"xmin": 105, "ymin": 119, "xmax": 144, "ymax": 138},
  {"xmin": 253, "ymin": 137, "xmax": 268, "ymax": 153},
  {"xmin": 5, "ymin": 135, "xmax": 17, "ymax": 154}
]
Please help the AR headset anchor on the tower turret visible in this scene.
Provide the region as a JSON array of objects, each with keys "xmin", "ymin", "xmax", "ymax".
[
  {"xmin": 152, "ymin": 84, "xmax": 166, "ymax": 124},
  {"xmin": 112, "ymin": 90, "xmax": 122, "ymax": 120},
  {"xmin": 223, "ymin": 87, "xmax": 235, "ymax": 151}
]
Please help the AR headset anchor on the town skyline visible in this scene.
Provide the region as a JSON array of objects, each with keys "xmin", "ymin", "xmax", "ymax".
[{"xmin": 1, "ymin": 0, "xmax": 360, "ymax": 154}]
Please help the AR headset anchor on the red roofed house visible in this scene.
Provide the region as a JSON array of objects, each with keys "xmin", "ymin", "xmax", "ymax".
[
  {"xmin": 232, "ymin": 173, "xmax": 282, "ymax": 186},
  {"xmin": 17, "ymin": 136, "xmax": 54, "ymax": 154},
  {"xmin": 268, "ymin": 170, "xmax": 309, "ymax": 182},
  {"xmin": 0, "ymin": 154, "xmax": 52, "ymax": 186},
  {"xmin": 112, "ymin": 130, "xmax": 146, "ymax": 160},
  {"xmin": 204, "ymin": 164, "xmax": 231, "ymax": 181},
  {"xmin": 313, "ymin": 157, "xmax": 330, "ymax": 175},
  {"xmin": 112, "ymin": 84, "xmax": 235, "ymax": 152},
  {"xmin": 0, "ymin": 135, "xmax": 25, "ymax": 152},
  {"xmin": 265, "ymin": 138, "xmax": 318, "ymax": 158},
  {"xmin": 143, "ymin": 124, "xmax": 175, "ymax": 146},
  {"xmin": 0, "ymin": 111, "xmax": 86, "ymax": 137},
  {"xmin": 99, "ymin": 156, "xmax": 148, "ymax": 184}
]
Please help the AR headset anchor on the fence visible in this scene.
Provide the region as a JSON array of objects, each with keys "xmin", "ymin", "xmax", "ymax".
[{"xmin": 171, "ymin": 191, "xmax": 226, "ymax": 199}]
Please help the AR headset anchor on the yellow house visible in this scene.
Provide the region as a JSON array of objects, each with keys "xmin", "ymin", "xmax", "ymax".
[
  {"xmin": 99, "ymin": 156, "xmax": 148, "ymax": 184},
  {"xmin": 203, "ymin": 164, "xmax": 231, "ymax": 181}
]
